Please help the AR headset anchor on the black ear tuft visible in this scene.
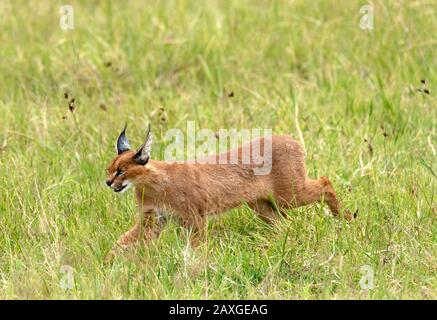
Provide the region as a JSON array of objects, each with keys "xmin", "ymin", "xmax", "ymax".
[
  {"xmin": 116, "ymin": 123, "xmax": 131, "ymax": 154},
  {"xmin": 134, "ymin": 123, "xmax": 152, "ymax": 165}
]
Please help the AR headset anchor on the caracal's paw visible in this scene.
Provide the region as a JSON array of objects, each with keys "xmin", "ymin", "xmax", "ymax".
[{"xmin": 104, "ymin": 243, "xmax": 128, "ymax": 265}]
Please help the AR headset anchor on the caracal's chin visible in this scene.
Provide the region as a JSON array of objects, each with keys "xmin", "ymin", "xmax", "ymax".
[{"xmin": 120, "ymin": 180, "xmax": 133, "ymax": 193}]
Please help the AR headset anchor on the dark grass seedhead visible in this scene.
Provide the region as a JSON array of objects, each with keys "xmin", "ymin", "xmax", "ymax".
[
  {"xmin": 364, "ymin": 138, "xmax": 374, "ymax": 156},
  {"xmin": 69, "ymin": 98, "xmax": 75, "ymax": 112},
  {"xmin": 380, "ymin": 125, "xmax": 389, "ymax": 138}
]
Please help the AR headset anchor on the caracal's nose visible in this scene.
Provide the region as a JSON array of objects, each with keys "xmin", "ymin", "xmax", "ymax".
[{"xmin": 106, "ymin": 180, "xmax": 112, "ymax": 187}]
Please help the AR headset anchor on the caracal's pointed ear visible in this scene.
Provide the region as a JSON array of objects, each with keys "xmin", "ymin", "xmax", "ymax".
[
  {"xmin": 116, "ymin": 123, "xmax": 131, "ymax": 154},
  {"xmin": 134, "ymin": 123, "xmax": 152, "ymax": 165}
]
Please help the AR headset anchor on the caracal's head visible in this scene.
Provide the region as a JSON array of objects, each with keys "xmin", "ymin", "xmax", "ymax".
[{"xmin": 106, "ymin": 124, "xmax": 153, "ymax": 193}]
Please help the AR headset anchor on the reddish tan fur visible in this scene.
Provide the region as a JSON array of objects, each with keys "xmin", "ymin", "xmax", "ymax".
[{"xmin": 105, "ymin": 135, "xmax": 350, "ymax": 261}]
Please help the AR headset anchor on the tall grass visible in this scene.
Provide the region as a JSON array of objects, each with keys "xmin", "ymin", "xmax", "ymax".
[{"xmin": 0, "ymin": 0, "xmax": 435, "ymax": 299}]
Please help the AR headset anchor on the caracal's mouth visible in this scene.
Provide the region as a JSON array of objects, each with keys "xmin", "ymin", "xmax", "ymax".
[
  {"xmin": 113, "ymin": 185, "xmax": 127, "ymax": 193},
  {"xmin": 113, "ymin": 180, "xmax": 132, "ymax": 193}
]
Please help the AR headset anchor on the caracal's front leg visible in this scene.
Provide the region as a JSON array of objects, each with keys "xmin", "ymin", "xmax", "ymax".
[
  {"xmin": 104, "ymin": 208, "xmax": 166, "ymax": 263},
  {"xmin": 182, "ymin": 215, "xmax": 206, "ymax": 248}
]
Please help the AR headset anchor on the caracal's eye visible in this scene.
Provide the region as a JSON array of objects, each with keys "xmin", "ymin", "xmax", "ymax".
[{"xmin": 116, "ymin": 169, "xmax": 125, "ymax": 176}]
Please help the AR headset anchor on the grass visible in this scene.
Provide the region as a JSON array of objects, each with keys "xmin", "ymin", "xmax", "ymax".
[{"xmin": 0, "ymin": 0, "xmax": 436, "ymax": 299}]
